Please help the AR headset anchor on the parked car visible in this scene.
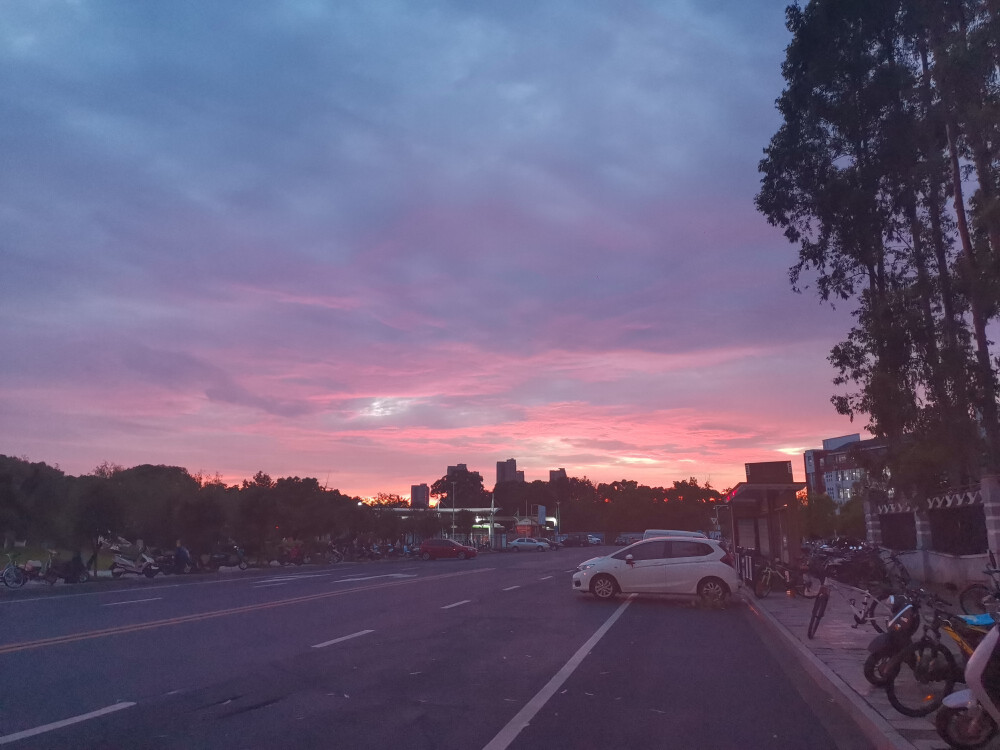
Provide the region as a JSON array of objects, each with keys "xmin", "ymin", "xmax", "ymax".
[
  {"xmin": 419, "ymin": 539, "xmax": 478, "ymax": 561},
  {"xmin": 571, "ymin": 536, "xmax": 739, "ymax": 603},
  {"xmin": 642, "ymin": 529, "xmax": 707, "ymax": 540},
  {"xmin": 587, "ymin": 535, "xmax": 601, "ymax": 545},
  {"xmin": 539, "ymin": 538, "xmax": 562, "ymax": 550},
  {"xmin": 509, "ymin": 537, "xmax": 548, "ymax": 552},
  {"xmin": 560, "ymin": 534, "xmax": 592, "ymax": 547}
]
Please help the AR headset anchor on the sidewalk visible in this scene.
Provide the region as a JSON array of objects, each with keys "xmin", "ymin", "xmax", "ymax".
[{"xmin": 743, "ymin": 581, "xmax": 974, "ymax": 750}]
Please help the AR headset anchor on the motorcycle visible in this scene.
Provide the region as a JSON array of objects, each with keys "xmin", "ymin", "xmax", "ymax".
[
  {"xmin": 40, "ymin": 549, "xmax": 91, "ymax": 584},
  {"xmin": 864, "ymin": 591, "xmax": 922, "ymax": 686},
  {"xmin": 152, "ymin": 545, "xmax": 199, "ymax": 574},
  {"xmin": 936, "ymin": 614, "xmax": 1000, "ymax": 749},
  {"xmin": 202, "ymin": 543, "xmax": 249, "ymax": 571},
  {"xmin": 276, "ymin": 542, "xmax": 305, "ymax": 566},
  {"xmin": 109, "ymin": 539, "xmax": 161, "ymax": 579}
]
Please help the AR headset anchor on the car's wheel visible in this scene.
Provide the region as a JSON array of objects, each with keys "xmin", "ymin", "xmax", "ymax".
[
  {"xmin": 76, "ymin": 570, "xmax": 91, "ymax": 584},
  {"xmin": 697, "ymin": 577, "xmax": 730, "ymax": 605},
  {"xmin": 591, "ymin": 574, "xmax": 618, "ymax": 600},
  {"xmin": 512, "ymin": 546, "xmax": 520, "ymax": 552},
  {"xmin": 536, "ymin": 546, "xmax": 544, "ymax": 552},
  {"xmin": 421, "ymin": 552, "xmax": 432, "ymax": 561},
  {"xmin": 238, "ymin": 560, "xmax": 249, "ymax": 570},
  {"xmin": 111, "ymin": 565, "xmax": 124, "ymax": 579},
  {"xmin": 457, "ymin": 551, "xmax": 467, "ymax": 560}
]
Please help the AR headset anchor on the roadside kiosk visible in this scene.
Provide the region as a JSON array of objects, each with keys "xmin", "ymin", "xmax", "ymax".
[{"xmin": 720, "ymin": 461, "xmax": 805, "ymax": 587}]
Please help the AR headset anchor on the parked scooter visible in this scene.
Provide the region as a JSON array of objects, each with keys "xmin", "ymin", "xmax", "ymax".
[
  {"xmin": 936, "ymin": 615, "xmax": 1000, "ymax": 749},
  {"xmin": 864, "ymin": 591, "xmax": 923, "ymax": 686},
  {"xmin": 41, "ymin": 549, "xmax": 91, "ymax": 585},
  {"xmin": 152, "ymin": 543, "xmax": 199, "ymax": 574},
  {"xmin": 202, "ymin": 542, "xmax": 248, "ymax": 571},
  {"xmin": 109, "ymin": 538, "xmax": 161, "ymax": 579}
]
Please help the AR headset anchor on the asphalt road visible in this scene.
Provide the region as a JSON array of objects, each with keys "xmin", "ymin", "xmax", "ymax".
[{"xmin": 0, "ymin": 549, "xmax": 871, "ymax": 749}]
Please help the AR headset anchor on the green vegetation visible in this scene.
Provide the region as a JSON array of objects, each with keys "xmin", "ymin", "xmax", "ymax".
[
  {"xmin": 0, "ymin": 455, "xmax": 725, "ymax": 555},
  {"xmin": 757, "ymin": 0, "xmax": 1000, "ymax": 499}
]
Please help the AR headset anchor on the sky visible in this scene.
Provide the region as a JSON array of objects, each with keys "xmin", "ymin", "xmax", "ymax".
[{"xmin": 0, "ymin": 1, "xmax": 867, "ymax": 498}]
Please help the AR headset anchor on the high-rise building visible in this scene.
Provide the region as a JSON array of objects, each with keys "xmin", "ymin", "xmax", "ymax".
[
  {"xmin": 447, "ymin": 463, "xmax": 468, "ymax": 477},
  {"xmin": 497, "ymin": 458, "xmax": 521, "ymax": 485},
  {"xmin": 549, "ymin": 468, "xmax": 567, "ymax": 482},
  {"xmin": 410, "ymin": 483, "xmax": 430, "ymax": 509}
]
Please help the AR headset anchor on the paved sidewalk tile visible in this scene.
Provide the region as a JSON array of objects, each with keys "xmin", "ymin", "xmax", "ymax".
[{"xmin": 744, "ymin": 582, "xmax": 959, "ymax": 750}]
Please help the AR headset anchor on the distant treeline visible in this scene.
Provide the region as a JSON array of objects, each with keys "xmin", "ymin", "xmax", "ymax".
[{"xmin": 0, "ymin": 455, "xmax": 725, "ymax": 554}]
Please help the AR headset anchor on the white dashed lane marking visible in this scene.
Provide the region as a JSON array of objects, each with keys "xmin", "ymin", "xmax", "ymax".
[{"xmin": 312, "ymin": 630, "xmax": 375, "ymax": 649}]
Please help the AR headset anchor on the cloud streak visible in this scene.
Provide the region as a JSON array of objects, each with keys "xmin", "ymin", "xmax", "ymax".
[{"xmin": 0, "ymin": 1, "xmax": 864, "ymax": 496}]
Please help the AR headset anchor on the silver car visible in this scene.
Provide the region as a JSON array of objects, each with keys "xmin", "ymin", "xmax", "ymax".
[{"xmin": 509, "ymin": 537, "xmax": 548, "ymax": 552}]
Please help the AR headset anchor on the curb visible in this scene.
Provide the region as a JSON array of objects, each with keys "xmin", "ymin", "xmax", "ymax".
[{"xmin": 742, "ymin": 593, "xmax": 917, "ymax": 750}]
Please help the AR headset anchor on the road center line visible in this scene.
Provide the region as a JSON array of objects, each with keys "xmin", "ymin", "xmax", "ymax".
[
  {"xmin": 441, "ymin": 600, "xmax": 470, "ymax": 609},
  {"xmin": 0, "ymin": 701, "xmax": 135, "ymax": 746},
  {"xmin": 312, "ymin": 629, "xmax": 374, "ymax": 648},
  {"xmin": 502, "ymin": 586, "xmax": 520, "ymax": 591},
  {"xmin": 481, "ymin": 595, "xmax": 634, "ymax": 750},
  {"xmin": 539, "ymin": 576, "xmax": 553, "ymax": 580},
  {"xmin": 102, "ymin": 598, "xmax": 162, "ymax": 606}
]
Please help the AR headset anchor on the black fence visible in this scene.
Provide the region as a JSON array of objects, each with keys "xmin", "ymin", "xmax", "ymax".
[
  {"xmin": 929, "ymin": 505, "xmax": 988, "ymax": 555},
  {"xmin": 879, "ymin": 513, "xmax": 917, "ymax": 551}
]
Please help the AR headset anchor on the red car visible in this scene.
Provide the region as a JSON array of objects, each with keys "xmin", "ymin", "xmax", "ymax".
[{"xmin": 419, "ymin": 539, "xmax": 478, "ymax": 560}]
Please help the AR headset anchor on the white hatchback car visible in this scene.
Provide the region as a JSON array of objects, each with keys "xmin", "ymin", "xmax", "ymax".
[
  {"xmin": 509, "ymin": 537, "xmax": 548, "ymax": 552},
  {"xmin": 572, "ymin": 537, "xmax": 740, "ymax": 602}
]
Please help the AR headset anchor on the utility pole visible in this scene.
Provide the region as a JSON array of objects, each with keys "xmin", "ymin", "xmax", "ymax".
[
  {"xmin": 490, "ymin": 492, "xmax": 496, "ymax": 549},
  {"xmin": 451, "ymin": 481, "xmax": 457, "ymax": 539}
]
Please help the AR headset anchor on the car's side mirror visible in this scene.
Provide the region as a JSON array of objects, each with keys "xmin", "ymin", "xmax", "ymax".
[{"xmin": 626, "ymin": 554, "xmax": 634, "ymax": 567}]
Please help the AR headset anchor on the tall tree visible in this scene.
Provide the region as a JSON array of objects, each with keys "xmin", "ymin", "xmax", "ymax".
[{"xmin": 757, "ymin": 0, "xmax": 999, "ymax": 493}]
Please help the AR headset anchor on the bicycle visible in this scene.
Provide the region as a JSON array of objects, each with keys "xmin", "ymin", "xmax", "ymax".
[
  {"xmin": 806, "ymin": 578, "xmax": 892, "ymax": 639},
  {"xmin": 959, "ymin": 550, "xmax": 1000, "ymax": 615},
  {"xmin": 884, "ymin": 601, "xmax": 991, "ymax": 717},
  {"xmin": 1, "ymin": 552, "xmax": 27, "ymax": 588},
  {"xmin": 807, "ymin": 582, "xmax": 829, "ymax": 639},
  {"xmin": 754, "ymin": 557, "xmax": 821, "ymax": 599}
]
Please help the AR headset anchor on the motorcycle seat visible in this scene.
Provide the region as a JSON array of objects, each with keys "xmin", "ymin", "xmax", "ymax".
[{"xmin": 959, "ymin": 613, "xmax": 995, "ymax": 627}]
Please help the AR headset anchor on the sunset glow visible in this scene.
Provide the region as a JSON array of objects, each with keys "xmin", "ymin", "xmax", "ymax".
[{"xmin": 0, "ymin": 1, "xmax": 866, "ymax": 497}]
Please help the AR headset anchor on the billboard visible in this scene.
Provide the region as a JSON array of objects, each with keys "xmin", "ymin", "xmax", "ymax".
[{"xmin": 745, "ymin": 461, "xmax": 794, "ymax": 484}]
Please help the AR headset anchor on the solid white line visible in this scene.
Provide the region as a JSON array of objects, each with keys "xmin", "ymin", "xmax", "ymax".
[
  {"xmin": 102, "ymin": 598, "xmax": 162, "ymax": 606},
  {"xmin": 502, "ymin": 586, "xmax": 520, "ymax": 591},
  {"xmin": 539, "ymin": 576, "xmax": 553, "ymax": 580},
  {"xmin": 0, "ymin": 702, "xmax": 136, "ymax": 745},
  {"xmin": 312, "ymin": 629, "xmax": 374, "ymax": 649},
  {"xmin": 441, "ymin": 600, "xmax": 470, "ymax": 609},
  {"xmin": 481, "ymin": 596, "xmax": 634, "ymax": 750}
]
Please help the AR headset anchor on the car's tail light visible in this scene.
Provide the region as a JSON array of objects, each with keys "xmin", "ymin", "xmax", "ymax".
[{"xmin": 720, "ymin": 552, "xmax": 734, "ymax": 568}]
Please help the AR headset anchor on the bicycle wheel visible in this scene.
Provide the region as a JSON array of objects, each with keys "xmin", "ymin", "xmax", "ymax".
[
  {"xmin": 797, "ymin": 570, "xmax": 821, "ymax": 599},
  {"xmin": 2, "ymin": 566, "xmax": 25, "ymax": 588},
  {"xmin": 863, "ymin": 595, "xmax": 886, "ymax": 634},
  {"xmin": 885, "ymin": 641, "xmax": 957, "ymax": 717},
  {"xmin": 807, "ymin": 591, "xmax": 828, "ymax": 639},
  {"xmin": 960, "ymin": 583, "xmax": 995, "ymax": 615},
  {"xmin": 754, "ymin": 570, "xmax": 773, "ymax": 598}
]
